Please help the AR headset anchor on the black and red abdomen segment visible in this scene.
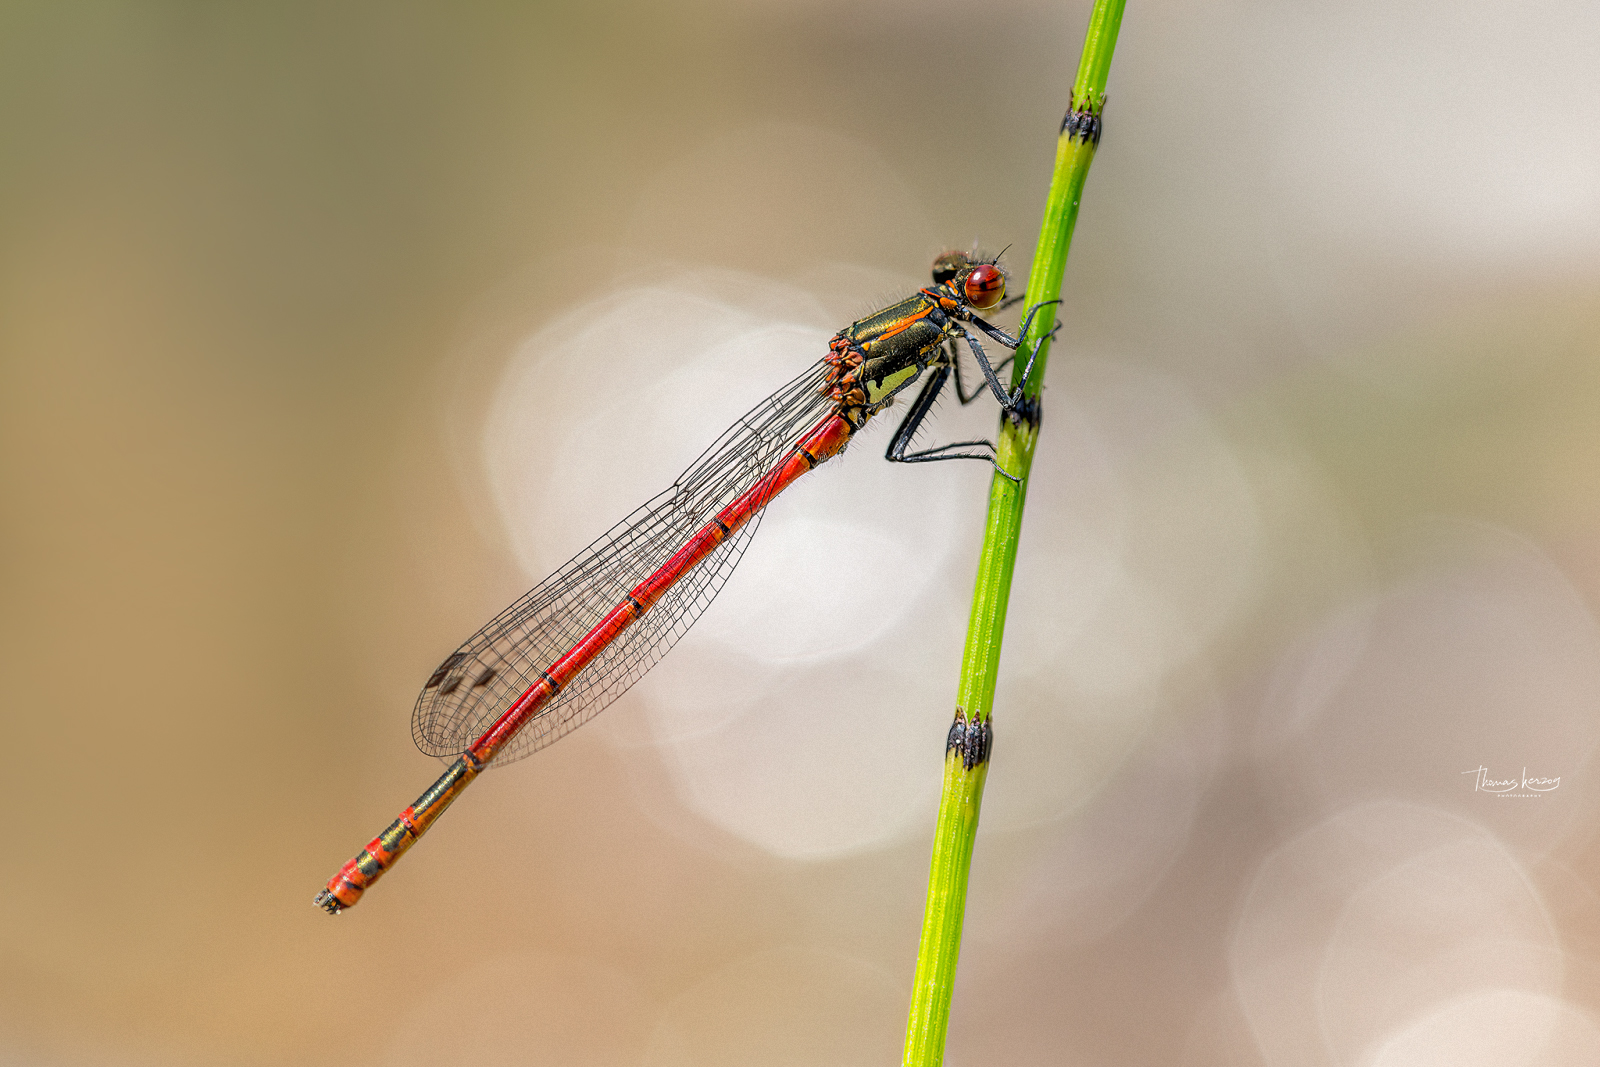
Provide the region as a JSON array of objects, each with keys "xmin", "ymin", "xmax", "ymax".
[
  {"xmin": 467, "ymin": 672, "xmax": 562, "ymax": 765},
  {"xmin": 629, "ymin": 414, "xmax": 854, "ymax": 610},
  {"xmin": 314, "ymin": 752, "xmax": 483, "ymax": 913}
]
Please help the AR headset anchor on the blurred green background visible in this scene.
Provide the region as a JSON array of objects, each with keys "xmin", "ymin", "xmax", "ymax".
[{"xmin": 4, "ymin": 1, "xmax": 1600, "ymax": 1065}]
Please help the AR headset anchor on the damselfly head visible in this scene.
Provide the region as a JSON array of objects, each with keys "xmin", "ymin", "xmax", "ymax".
[{"xmin": 931, "ymin": 250, "xmax": 1006, "ymax": 311}]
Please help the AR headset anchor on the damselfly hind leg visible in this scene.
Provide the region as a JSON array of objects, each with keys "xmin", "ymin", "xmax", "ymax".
[{"xmin": 883, "ymin": 364, "xmax": 1022, "ymax": 484}]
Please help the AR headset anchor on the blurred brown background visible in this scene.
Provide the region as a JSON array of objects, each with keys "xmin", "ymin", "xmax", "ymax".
[{"xmin": 4, "ymin": 1, "xmax": 1600, "ymax": 1064}]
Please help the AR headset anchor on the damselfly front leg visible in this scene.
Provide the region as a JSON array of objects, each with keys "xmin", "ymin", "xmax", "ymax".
[
  {"xmin": 958, "ymin": 299, "xmax": 1062, "ymax": 411},
  {"xmin": 950, "ymin": 289, "xmax": 1032, "ymax": 398},
  {"xmin": 884, "ymin": 363, "xmax": 1007, "ymax": 471}
]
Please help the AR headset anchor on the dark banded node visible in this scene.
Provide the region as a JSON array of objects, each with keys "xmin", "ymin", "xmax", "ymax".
[
  {"xmin": 1003, "ymin": 390, "xmax": 1042, "ymax": 430},
  {"xmin": 946, "ymin": 709, "xmax": 993, "ymax": 770},
  {"xmin": 1060, "ymin": 104, "xmax": 1103, "ymax": 145}
]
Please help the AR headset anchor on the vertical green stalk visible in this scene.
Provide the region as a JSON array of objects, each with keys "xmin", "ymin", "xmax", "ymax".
[{"xmin": 902, "ymin": 3, "xmax": 1124, "ymax": 1065}]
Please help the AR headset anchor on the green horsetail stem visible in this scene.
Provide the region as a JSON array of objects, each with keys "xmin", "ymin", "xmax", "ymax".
[{"xmin": 901, "ymin": 3, "xmax": 1126, "ymax": 1065}]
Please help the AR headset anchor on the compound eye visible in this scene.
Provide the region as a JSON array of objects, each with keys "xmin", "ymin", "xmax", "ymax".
[{"xmin": 963, "ymin": 264, "xmax": 1005, "ymax": 310}]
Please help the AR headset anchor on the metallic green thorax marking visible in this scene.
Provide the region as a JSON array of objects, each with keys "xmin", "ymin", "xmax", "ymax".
[{"xmin": 838, "ymin": 292, "xmax": 953, "ymax": 407}]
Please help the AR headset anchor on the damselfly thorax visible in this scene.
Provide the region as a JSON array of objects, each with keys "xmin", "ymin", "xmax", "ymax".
[{"xmin": 826, "ymin": 253, "xmax": 1023, "ymax": 423}]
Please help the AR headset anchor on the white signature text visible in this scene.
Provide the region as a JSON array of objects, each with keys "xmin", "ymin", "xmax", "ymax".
[{"xmin": 1461, "ymin": 766, "xmax": 1560, "ymax": 796}]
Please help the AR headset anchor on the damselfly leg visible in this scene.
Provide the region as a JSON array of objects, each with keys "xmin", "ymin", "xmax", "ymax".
[{"xmin": 884, "ymin": 298, "xmax": 1062, "ymax": 481}]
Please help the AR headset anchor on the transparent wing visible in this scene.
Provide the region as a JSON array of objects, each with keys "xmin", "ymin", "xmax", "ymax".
[{"xmin": 411, "ymin": 358, "xmax": 837, "ymax": 768}]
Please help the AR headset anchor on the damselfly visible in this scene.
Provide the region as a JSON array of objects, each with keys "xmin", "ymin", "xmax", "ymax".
[{"xmin": 315, "ymin": 252, "xmax": 1056, "ymax": 913}]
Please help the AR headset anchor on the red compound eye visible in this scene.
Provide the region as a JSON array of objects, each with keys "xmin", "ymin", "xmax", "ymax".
[{"xmin": 963, "ymin": 263, "xmax": 1005, "ymax": 310}]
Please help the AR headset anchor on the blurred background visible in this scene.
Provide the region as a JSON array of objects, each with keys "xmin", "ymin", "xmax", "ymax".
[{"xmin": 3, "ymin": 0, "xmax": 1599, "ymax": 1064}]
